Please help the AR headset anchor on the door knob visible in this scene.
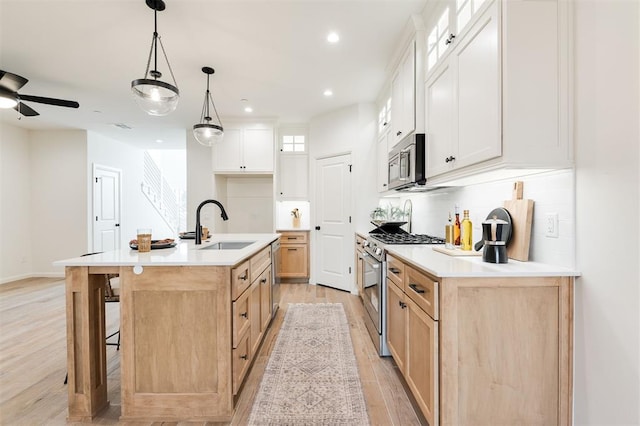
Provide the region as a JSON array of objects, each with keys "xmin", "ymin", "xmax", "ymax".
[{"xmin": 315, "ymin": 226, "xmax": 321, "ymax": 230}]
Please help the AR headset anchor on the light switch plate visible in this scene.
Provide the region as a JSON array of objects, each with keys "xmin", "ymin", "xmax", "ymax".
[{"xmin": 545, "ymin": 213, "xmax": 559, "ymax": 238}]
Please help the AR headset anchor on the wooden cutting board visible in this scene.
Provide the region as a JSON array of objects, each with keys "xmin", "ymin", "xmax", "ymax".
[
  {"xmin": 503, "ymin": 181, "xmax": 534, "ymax": 261},
  {"xmin": 433, "ymin": 246, "xmax": 482, "ymax": 256}
]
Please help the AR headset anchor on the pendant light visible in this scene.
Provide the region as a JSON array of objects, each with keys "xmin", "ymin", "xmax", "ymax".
[
  {"xmin": 131, "ymin": 0, "xmax": 179, "ymax": 116},
  {"xmin": 193, "ymin": 66, "xmax": 224, "ymax": 147}
]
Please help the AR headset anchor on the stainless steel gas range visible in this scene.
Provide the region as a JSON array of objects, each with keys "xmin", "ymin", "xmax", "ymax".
[{"xmin": 360, "ymin": 223, "xmax": 444, "ymax": 356}]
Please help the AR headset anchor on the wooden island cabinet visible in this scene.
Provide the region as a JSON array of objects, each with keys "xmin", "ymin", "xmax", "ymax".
[
  {"xmin": 385, "ymin": 248, "xmax": 576, "ymax": 426},
  {"xmin": 57, "ymin": 235, "xmax": 278, "ymax": 423}
]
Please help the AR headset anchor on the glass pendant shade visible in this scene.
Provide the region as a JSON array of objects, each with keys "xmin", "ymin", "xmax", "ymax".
[
  {"xmin": 193, "ymin": 123, "xmax": 224, "ymax": 147},
  {"xmin": 131, "ymin": 0, "xmax": 179, "ymax": 116},
  {"xmin": 131, "ymin": 78, "xmax": 179, "ymax": 116},
  {"xmin": 193, "ymin": 66, "xmax": 224, "ymax": 147}
]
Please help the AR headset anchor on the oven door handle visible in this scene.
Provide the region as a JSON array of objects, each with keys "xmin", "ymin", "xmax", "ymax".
[{"xmin": 362, "ymin": 254, "xmax": 381, "ymax": 269}]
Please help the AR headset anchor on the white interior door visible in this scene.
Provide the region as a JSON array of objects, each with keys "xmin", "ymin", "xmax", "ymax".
[
  {"xmin": 314, "ymin": 154, "xmax": 352, "ymax": 293},
  {"xmin": 93, "ymin": 165, "xmax": 121, "ymax": 252}
]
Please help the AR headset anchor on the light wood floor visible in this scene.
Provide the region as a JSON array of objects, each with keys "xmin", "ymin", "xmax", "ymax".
[{"xmin": 0, "ymin": 278, "xmax": 426, "ymax": 425}]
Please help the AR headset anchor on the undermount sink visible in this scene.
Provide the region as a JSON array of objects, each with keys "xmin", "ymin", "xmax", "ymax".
[{"xmin": 199, "ymin": 241, "xmax": 255, "ymax": 250}]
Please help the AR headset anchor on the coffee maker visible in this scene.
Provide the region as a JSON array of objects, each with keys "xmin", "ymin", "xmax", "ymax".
[{"xmin": 481, "ymin": 216, "xmax": 510, "ymax": 263}]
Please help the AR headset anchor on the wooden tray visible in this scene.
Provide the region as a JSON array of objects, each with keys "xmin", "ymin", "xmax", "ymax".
[{"xmin": 433, "ymin": 246, "xmax": 482, "ymax": 256}]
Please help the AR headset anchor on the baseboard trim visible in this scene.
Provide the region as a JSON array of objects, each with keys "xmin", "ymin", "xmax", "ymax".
[{"xmin": 1, "ymin": 272, "xmax": 65, "ymax": 285}]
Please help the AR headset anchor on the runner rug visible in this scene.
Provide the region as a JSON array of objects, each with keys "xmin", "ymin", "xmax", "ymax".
[{"xmin": 248, "ymin": 303, "xmax": 370, "ymax": 425}]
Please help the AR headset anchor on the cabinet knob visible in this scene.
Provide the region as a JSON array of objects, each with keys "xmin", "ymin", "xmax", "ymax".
[
  {"xmin": 315, "ymin": 226, "xmax": 321, "ymax": 230},
  {"xmin": 240, "ymin": 312, "xmax": 248, "ymax": 318},
  {"xmin": 445, "ymin": 33, "xmax": 456, "ymax": 45},
  {"xmin": 240, "ymin": 354, "xmax": 248, "ymax": 360},
  {"xmin": 396, "ymin": 131, "xmax": 402, "ymax": 136},
  {"xmin": 445, "ymin": 156, "xmax": 456, "ymax": 163}
]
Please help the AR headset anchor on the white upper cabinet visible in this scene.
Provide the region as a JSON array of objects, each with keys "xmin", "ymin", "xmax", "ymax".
[
  {"xmin": 425, "ymin": 0, "xmax": 489, "ymax": 80},
  {"xmin": 390, "ymin": 40, "xmax": 416, "ymax": 149},
  {"xmin": 278, "ymin": 154, "xmax": 308, "ymax": 199},
  {"xmin": 277, "ymin": 129, "xmax": 309, "ymax": 200},
  {"xmin": 426, "ymin": 2, "xmax": 500, "ymax": 177},
  {"xmin": 212, "ymin": 123, "xmax": 274, "ymax": 173},
  {"xmin": 424, "ymin": 0, "xmax": 572, "ymax": 181},
  {"xmin": 377, "ymin": 129, "xmax": 391, "ymax": 192}
]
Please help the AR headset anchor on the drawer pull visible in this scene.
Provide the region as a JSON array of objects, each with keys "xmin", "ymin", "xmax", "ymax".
[
  {"xmin": 240, "ymin": 354, "xmax": 248, "ymax": 360},
  {"xmin": 287, "ymin": 248, "xmax": 297, "ymax": 251},
  {"xmin": 399, "ymin": 301, "xmax": 407, "ymax": 309},
  {"xmin": 287, "ymin": 236, "xmax": 297, "ymax": 239},
  {"xmin": 409, "ymin": 283, "xmax": 426, "ymax": 294},
  {"xmin": 240, "ymin": 312, "xmax": 248, "ymax": 319},
  {"xmin": 260, "ymin": 278, "xmax": 267, "ymax": 283},
  {"xmin": 239, "ymin": 271, "xmax": 248, "ymax": 281},
  {"xmin": 389, "ymin": 267, "xmax": 401, "ymax": 274}
]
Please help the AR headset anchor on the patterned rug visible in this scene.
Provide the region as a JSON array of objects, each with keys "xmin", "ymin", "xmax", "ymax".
[{"xmin": 248, "ymin": 303, "xmax": 370, "ymax": 426}]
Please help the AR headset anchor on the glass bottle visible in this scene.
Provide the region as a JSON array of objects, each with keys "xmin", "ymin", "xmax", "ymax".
[
  {"xmin": 445, "ymin": 213, "xmax": 454, "ymax": 249},
  {"xmin": 461, "ymin": 210, "xmax": 472, "ymax": 251},
  {"xmin": 454, "ymin": 206, "xmax": 461, "ymax": 246}
]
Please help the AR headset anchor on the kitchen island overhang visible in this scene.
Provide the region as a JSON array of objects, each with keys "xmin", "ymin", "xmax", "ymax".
[{"xmin": 54, "ymin": 234, "xmax": 280, "ymax": 422}]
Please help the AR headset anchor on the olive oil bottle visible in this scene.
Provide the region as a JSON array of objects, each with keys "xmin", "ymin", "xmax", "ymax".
[{"xmin": 461, "ymin": 209, "xmax": 473, "ymax": 251}]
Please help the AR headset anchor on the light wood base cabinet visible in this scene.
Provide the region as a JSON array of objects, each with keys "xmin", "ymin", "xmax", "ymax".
[
  {"xmin": 386, "ymin": 255, "xmax": 573, "ymax": 426},
  {"xmin": 278, "ymin": 231, "xmax": 309, "ymax": 280}
]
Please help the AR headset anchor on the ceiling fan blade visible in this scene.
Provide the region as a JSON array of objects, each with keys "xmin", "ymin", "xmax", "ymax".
[
  {"xmin": 19, "ymin": 94, "xmax": 79, "ymax": 109},
  {"xmin": 0, "ymin": 70, "xmax": 28, "ymax": 92},
  {"xmin": 14, "ymin": 102, "xmax": 39, "ymax": 117}
]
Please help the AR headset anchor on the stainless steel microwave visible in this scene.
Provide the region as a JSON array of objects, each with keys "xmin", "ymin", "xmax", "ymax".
[{"xmin": 388, "ymin": 133, "xmax": 426, "ymax": 191}]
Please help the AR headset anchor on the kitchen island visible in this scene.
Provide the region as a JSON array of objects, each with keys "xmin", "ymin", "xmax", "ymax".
[{"xmin": 54, "ymin": 233, "xmax": 279, "ymax": 422}]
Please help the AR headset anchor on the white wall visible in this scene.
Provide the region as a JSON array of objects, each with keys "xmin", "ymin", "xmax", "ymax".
[
  {"xmin": 0, "ymin": 124, "xmax": 33, "ymax": 282},
  {"xmin": 186, "ymin": 131, "xmax": 214, "ymax": 232},
  {"xmin": 87, "ymin": 132, "xmax": 178, "ymax": 246},
  {"xmin": 573, "ymin": 0, "xmax": 640, "ymax": 423},
  {"xmin": 224, "ymin": 176, "xmax": 273, "ymax": 233},
  {"xmin": 29, "ymin": 130, "xmax": 88, "ymax": 276}
]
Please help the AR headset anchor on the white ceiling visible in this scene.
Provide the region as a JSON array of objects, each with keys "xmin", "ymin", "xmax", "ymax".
[{"xmin": 0, "ymin": 0, "xmax": 426, "ymax": 149}]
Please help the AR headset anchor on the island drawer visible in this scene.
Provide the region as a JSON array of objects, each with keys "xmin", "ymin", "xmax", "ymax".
[
  {"xmin": 405, "ymin": 265, "xmax": 439, "ymax": 320},
  {"xmin": 232, "ymin": 260, "xmax": 251, "ymax": 300},
  {"xmin": 232, "ymin": 330, "xmax": 251, "ymax": 395},
  {"xmin": 232, "ymin": 285, "xmax": 251, "ymax": 347},
  {"xmin": 250, "ymin": 246, "xmax": 271, "ymax": 281},
  {"xmin": 387, "ymin": 254, "xmax": 405, "ymax": 291}
]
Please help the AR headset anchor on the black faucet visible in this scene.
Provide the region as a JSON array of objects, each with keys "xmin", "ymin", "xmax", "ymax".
[{"xmin": 195, "ymin": 199, "xmax": 229, "ymax": 245}]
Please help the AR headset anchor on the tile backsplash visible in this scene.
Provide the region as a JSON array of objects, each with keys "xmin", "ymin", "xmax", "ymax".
[{"xmin": 386, "ymin": 169, "xmax": 575, "ymax": 267}]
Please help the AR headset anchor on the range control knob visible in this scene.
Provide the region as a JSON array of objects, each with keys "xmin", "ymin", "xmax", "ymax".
[
  {"xmin": 375, "ymin": 248, "xmax": 382, "ymax": 255},
  {"xmin": 363, "ymin": 240, "xmax": 370, "ymax": 247}
]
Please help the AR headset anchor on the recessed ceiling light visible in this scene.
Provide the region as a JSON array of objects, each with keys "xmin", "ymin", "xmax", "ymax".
[
  {"xmin": 244, "ymin": 107, "xmax": 253, "ymax": 113},
  {"xmin": 323, "ymin": 89, "xmax": 333, "ymax": 97},
  {"xmin": 156, "ymin": 139, "xmax": 163, "ymax": 144},
  {"xmin": 327, "ymin": 32, "xmax": 340, "ymax": 43}
]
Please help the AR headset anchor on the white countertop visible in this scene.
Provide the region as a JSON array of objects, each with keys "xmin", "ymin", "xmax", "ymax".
[
  {"xmin": 276, "ymin": 228, "xmax": 310, "ymax": 232},
  {"xmin": 385, "ymin": 245, "xmax": 580, "ymax": 278},
  {"xmin": 53, "ymin": 234, "xmax": 280, "ymax": 267}
]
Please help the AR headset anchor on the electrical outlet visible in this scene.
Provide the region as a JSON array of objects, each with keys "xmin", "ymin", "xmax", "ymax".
[{"xmin": 545, "ymin": 213, "xmax": 559, "ymax": 238}]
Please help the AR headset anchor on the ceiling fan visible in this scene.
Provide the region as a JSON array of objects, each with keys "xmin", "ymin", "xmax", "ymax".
[{"xmin": 0, "ymin": 70, "xmax": 79, "ymax": 117}]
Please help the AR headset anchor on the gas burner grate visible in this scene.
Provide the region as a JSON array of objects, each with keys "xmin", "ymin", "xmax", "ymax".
[{"xmin": 369, "ymin": 233, "xmax": 445, "ymax": 245}]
